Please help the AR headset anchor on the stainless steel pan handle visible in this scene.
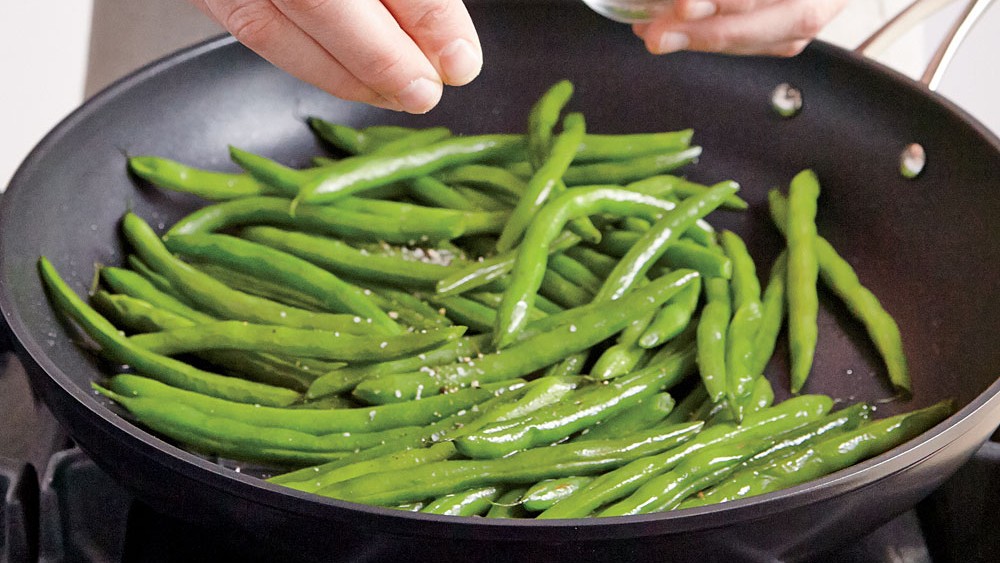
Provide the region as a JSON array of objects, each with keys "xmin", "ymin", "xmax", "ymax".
[{"xmin": 857, "ymin": 0, "xmax": 995, "ymax": 91}]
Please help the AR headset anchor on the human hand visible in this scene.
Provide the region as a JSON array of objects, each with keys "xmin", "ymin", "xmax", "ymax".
[
  {"xmin": 191, "ymin": 0, "xmax": 483, "ymax": 113},
  {"xmin": 633, "ymin": 0, "xmax": 849, "ymax": 57}
]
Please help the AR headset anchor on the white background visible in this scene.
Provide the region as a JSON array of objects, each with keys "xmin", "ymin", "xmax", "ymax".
[{"xmin": 2, "ymin": 0, "xmax": 999, "ymax": 190}]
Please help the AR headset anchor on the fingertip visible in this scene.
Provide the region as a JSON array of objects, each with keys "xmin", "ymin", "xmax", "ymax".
[
  {"xmin": 632, "ymin": 23, "xmax": 649, "ymax": 37},
  {"xmin": 439, "ymin": 38, "xmax": 482, "ymax": 86},
  {"xmin": 395, "ymin": 77, "xmax": 444, "ymax": 114}
]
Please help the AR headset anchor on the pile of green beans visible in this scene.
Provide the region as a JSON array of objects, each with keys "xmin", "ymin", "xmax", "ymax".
[{"xmin": 38, "ymin": 81, "xmax": 943, "ymax": 519}]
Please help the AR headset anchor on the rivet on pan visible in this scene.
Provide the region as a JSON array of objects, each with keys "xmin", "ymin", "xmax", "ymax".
[
  {"xmin": 900, "ymin": 143, "xmax": 926, "ymax": 179},
  {"xmin": 771, "ymin": 83, "xmax": 803, "ymax": 117}
]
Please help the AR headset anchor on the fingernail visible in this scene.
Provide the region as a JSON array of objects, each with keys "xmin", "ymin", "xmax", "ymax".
[
  {"xmin": 439, "ymin": 38, "xmax": 482, "ymax": 86},
  {"xmin": 396, "ymin": 77, "xmax": 442, "ymax": 114},
  {"xmin": 656, "ymin": 32, "xmax": 690, "ymax": 54},
  {"xmin": 684, "ymin": 1, "xmax": 717, "ymax": 20}
]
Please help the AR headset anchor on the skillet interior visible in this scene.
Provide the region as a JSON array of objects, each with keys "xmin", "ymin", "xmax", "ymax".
[{"xmin": 3, "ymin": 1, "xmax": 1000, "ymax": 560}]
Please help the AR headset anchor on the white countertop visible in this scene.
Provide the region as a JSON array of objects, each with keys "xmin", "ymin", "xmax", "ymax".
[{"xmin": 2, "ymin": 0, "xmax": 998, "ymax": 190}]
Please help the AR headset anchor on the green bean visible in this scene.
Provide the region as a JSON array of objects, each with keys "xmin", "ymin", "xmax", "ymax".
[
  {"xmin": 745, "ymin": 376, "xmax": 775, "ymax": 416},
  {"xmin": 624, "ymin": 175, "xmax": 747, "ymax": 211},
  {"xmin": 595, "ymin": 233, "xmax": 732, "ymax": 279},
  {"xmin": 596, "ymin": 182, "xmax": 738, "ymax": 302},
  {"xmin": 486, "ymin": 487, "xmax": 531, "ymax": 518},
  {"xmin": 639, "ymin": 279, "xmax": 701, "ymax": 348},
  {"xmin": 627, "ymin": 216, "xmax": 718, "ymax": 250},
  {"xmin": 563, "ymin": 245, "xmax": 619, "ymax": 278},
  {"xmin": 315, "ymin": 422, "xmax": 704, "ymax": 505},
  {"xmin": 189, "ymin": 261, "xmax": 323, "ymax": 312},
  {"xmin": 296, "ymin": 135, "xmax": 524, "ymax": 205},
  {"xmin": 123, "ymin": 213, "xmax": 376, "ymax": 334},
  {"xmin": 407, "ymin": 176, "xmax": 479, "ymax": 211},
  {"xmin": 366, "ymin": 127, "xmax": 453, "ymax": 155},
  {"xmin": 768, "ymin": 191, "xmax": 910, "ymax": 393},
  {"xmin": 589, "ymin": 309, "xmax": 657, "ymax": 380},
  {"xmin": 662, "ymin": 384, "xmax": 708, "ymax": 425},
  {"xmin": 549, "ymin": 253, "xmax": 603, "ymax": 295},
  {"xmin": 109, "ymin": 260, "xmax": 347, "ymax": 371},
  {"xmin": 522, "ymin": 477, "xmax": 595, "ymax": 512},
  {"xmin": 310, "ymin": 122, "xmax": 438, "ymax": 155},
  {"xmin": 720, "ymin": 230, "xmax": 761, "ymax": 309},
  {"xmin": 710, "ymin": 376, "xmax": 773, "ymax": 426},
  {"xmin": 679, "ymin": 400, "xmax": 951, "ymax": 507},
  {"xmin": 621, "ymin": 217, "xmax": 654, "ymax": 233},
  {"xmin": 673, "ymin": 179, "xmax": 747, "ymax": 210},
  {"xmin": 452, "ymin": 185, "xmax": 513, "ymax": 210},
  {"xmin": 354, "ymin": 269, "xmax": 699, "ymax": 404},
  {"xmin": 100, "ymin": 266, "xmax": 213, "ymax": 322},
  {"xmin": 470, "ymin": 376, "xmax": 580, "ymax": 428},
  {"xmin": 625, "ymin": 174, "xmax": 750, "ymax": 210},
  {"xmin": 423, "ymin": 294, "xmax": 496, "ymax": 333},
  {"xmin": 725, "ymin": 300, "xmax": 764, "ymax": 422},
  {"xmin": 539, "ymin": 267, "xmax": 594, "ymax": 309},
  {"xmin": 126, "ymin": 255, "xmax": 180, "ymax": 295},
  {"xmin": 39, "ymin": 258, "xmax": 301, "ymax": 406},
  {"xmin": 129, "ymin": 321, "xmax": 463, "ymax": 361},
  {"xmin": 277, "ymin": 442, "xmax": 459, "ymax": 493},
  {"xmin": 495, "ymin": 187, "xmax": 687, "ymax": 348},
  {"xmin": 663, "ymin": 239, "xmax": 732, "ymax": 279},
  {"xmin": 536, "ymin": 394, "xmax": 832, "ymax": 519},
  {"xmin": 454, "ymin": 339, "xmax": 696, "ymax": 458},
  {"xmin": 678, "ymin": 403, "xmax": 872, "ymax": 508},
  {"xmin": 578, "ymin": 393, "xmax": 676, "ymax": 442},
  {"xmin": 360, "ymin": 124, "xmax": 422, "ymax": 143},
  {"xmin": 308, "ymin": 119, "xmax": 367, "ymax": 154},
  {"xmin": 423, "ymin": 291, "xmax": 539, "ymax": 326},
  {"xmin": 691, "ymin": 393, "xmax": 730, "ymax": 425},
  {"xmin": 497, "ymin": 112, "xmax": 587, "ymax": 252},
  {"xmin": 748, "ymin": 251, "xmax": 788, "ymax": 377},
  {"xmin": 543, "ymin": 353, "xmax": 589, "ymax": 378},
  {"xmin": 165, "ymin": 197, "xmax": 469, "ymax": 243},
  {"xmin": 697, "ymin": 277, "xmax": 731, "ymax": 404},
  {"xmin": 331, "ymin": 197, "xmax": 508, "ymax": 235},
  {"xmin": 128, "ymin": 156, "xmax": 278, "ymax": 200},
  {"xmin": 560, "ymin": 147, "xmax": 702, "ymax": 186},
  {"xmin": 236, "ymin": 227, "xmax": 459, "ymax": 291},
  {"xmin": 106, "ymin": 373, "xmax": 511, "ymax": 435},
  {"xmin": 421, "ymin": 486, "xmax": 503, "ymax": 516},
  {"xmin": 527, "ymin": 80, "xmax": 574, "ymax": 168},
  {"xmin": 783, "ymin": 169, "xmax": 822, "ymax": 393},
  {"xmin": 289, "ymin": 395, "xmax": 358, "ymax": 410},
  {"xmin": 533, "ymin": 294, "xmax": 565, "ymax": 315},
  {"xmin": 272, "ymin": 384, "xmax": 537, "ymax": 490},
  {"xmin": 436, "ymin": 164, "xmax": 527, "ymax": 200},
  {"xmin": 164, "ymin": 232, "xmax": 396, "ymax": 331},
  {"xmin": 435, "ymin": 231, "xmax": 582, "ymax": 297},
  {"xmin": 90, "ymin": 290, "xmax": 192, "ymax": 334},
  {"xmin": 227, "ymin": 146, "xmax": 311, "ymax": 197},
  {"xmin": 306, "ymin": 334, "xmax": 493, "ymax": 398},
  {"xmin": 365, "ymin": 285, "xmax": 454, "ymax": 328},
  {"xmin": 98, "ymin": 384, "xmax": 432, "ymax": 463},
  {"xmin": 91, "ymin": 291, "xmax": 318, "ymax": 391},
  {"xmin": 599, "ymin": 434, "xmax": 776, "ymax": 516},
  {"xmin": 463, "ymin": 291, "xmax": 547, "ymax": 321},
  {"xmin": 574, "ymin": 130, "xmax": 693, "ymax": 162},
  {"xmin": 738, "ymin": 401, "xmax": 870, "ymax": 465}
]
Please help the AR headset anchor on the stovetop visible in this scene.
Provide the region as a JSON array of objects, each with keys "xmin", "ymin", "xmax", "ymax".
[{"xmin": 2, "ymin": 350, "xmax": 999, "ymax": 563}]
